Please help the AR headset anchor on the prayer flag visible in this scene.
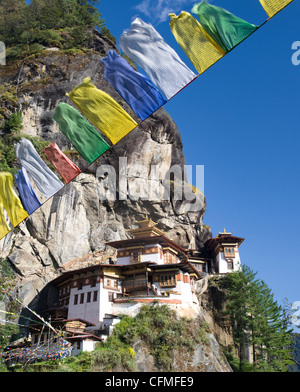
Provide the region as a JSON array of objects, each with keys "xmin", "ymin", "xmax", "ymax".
[
  {"xmin": 101, "ymin": 50, "xmax": 167, "ymax": 121},
  {"xmin": 14, "ymin": 138, "xmax": 64, "ymax": 200},
  {"xmin": 43, "ymin": 142, "xmax": 81, "ymax": 184},
  {"xmin": 53, "ymin": 102, "xmax": 110, "ymax": 164},
  {"xmin": 66, "ymin": 77, "xmax": 138, "ymax": 145},
  {"xmin": 15, "ymin": 167, "xmax": 42, "ymax": 215},
  {"xmin": 169, "ymin": 11, "xmax": 225, "ymax": 75},
  {"xmin": 0, "ymin": 172, "xmax": 28, "ymax": 229},
  {"xmin": 258, "ymin": 0, "xmax": 293, "ymax": 18},
  {"xmin": 0, "ymin": 201, "xmax": 11, "ymax": 240},
  {"xmin": 119, "ymin": 18, "xmax": 197, "ymax": 100},
  {"xmin": 191, "ymin": 1, "xmax": 258, "ymax": 53}
]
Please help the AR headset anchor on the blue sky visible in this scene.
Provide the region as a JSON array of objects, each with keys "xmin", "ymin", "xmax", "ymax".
[{"xmin": 98, "ymin": 1, "xmax": 300, "ymax": 316}]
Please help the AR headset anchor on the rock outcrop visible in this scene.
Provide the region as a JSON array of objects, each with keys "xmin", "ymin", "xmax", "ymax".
[
  {"xmin": 0, "ymin": 28, "xmax": 236, "ymax": 373},
  {"xmin": 133, "ymin": 333, "xmax": 232, "ymax": 373},
  {"xmin": 0, "ymin": 30, "xmax": 211, "ymax": 306}
]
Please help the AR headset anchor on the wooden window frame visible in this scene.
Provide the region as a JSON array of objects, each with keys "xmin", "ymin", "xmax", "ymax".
[
  {"xmin": 80, "ymin": 293, "xmax": 84, "ymax": 304},
  {"xmin": 93, "ymin": 290, "xmax": 98, "ymax": 302},
  {"xmin": 227, "ymin": 260, "xmax": 234, "ymax": 270},
  {"xmin": 224, "ymin": 247, "xmax": 235, "ymax": 259},
  {"xmin": 160, "ymin": 274, "xmax": 177, "ymax": 287},
  {"xmin": 87, "ymin": 291, "xmax": 91, "ymax": 303},
  {"xmin": 131, "ymin": 250, "xmax": 141, "ymax": 264},
  {"xmin": 108, "ymin": 292, "xmax": 114, "ymax": 302}
]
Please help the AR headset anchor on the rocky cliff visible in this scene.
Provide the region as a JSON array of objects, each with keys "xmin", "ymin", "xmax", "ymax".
[
  {"xmin": 0, "ymin": 29, "xmax": 211, "ymax": 307},
  {"xmin": 0, "ymin": 29, "xmax": 232, "ymax": 372}
]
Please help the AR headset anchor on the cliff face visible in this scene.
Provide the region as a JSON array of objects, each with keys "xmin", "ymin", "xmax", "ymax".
[
  {"xmin": 0, "ymin": 30, "xmax": 235, "ymax": 372},
  {"xmin": 0, "ymin": 30, "xmax": 211, "ymax": 306}
]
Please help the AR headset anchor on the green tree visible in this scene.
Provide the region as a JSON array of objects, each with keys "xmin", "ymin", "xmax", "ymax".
[
  {"xmin": 0, "ymin": 111, "xmax": 49, "ymax": 174},
  {"xmin": 221, "ymin": 265, "xmax": 293, "ymax": 372},
  {"xmin": 0, "ymin": 0, "xmax": 107, "ymax": 59},
  {"xmin": 0, "ymin": 0, "xmax": 27, "ymax": 44}
]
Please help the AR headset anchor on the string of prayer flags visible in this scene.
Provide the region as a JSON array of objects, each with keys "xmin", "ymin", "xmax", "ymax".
[
  {"xmin": 66, "ymin": 77, "xmax": 138, "ymax": 145},
  {"xmin": 14, "ymin": 138, "xmax": 64, "ymax": 200},
  {"xmin": 0, "ymin": 308, "xmax": 45, "ymax": 327},
  {"xmin": 0, "ymin": 1, "xmax": 294, "ymax": 243},
  {"xmin": 0, "ymin": 172, "xmax": 28, "ymax": 235},
  {"xmin": 11, "ymin": 293, "xmax": 59, "ymax": 335},
  {"xmin": 0, "ymin": 318, "xmax": 41, "ymax": 333},
  {"xmin": 43, "ymin": 142, "xmax": 81, "ymax": 184},
  {"xmin": 53, "ymin": 102, "xmax": 110, "ymax": 164},
  {"xmin": 1, "ymin": 336, "xmax": 71, "ymax": 364},
  {"xmin": 169, "ymin": 11, "xmax": 225, "ymax": 75},
  {"xmin": 191, "ymin": 1, "xmax": 258, "ymax": 53},
  {"xmin": 101, "ymin": 50, "xmax": 167, "ymax": 121},
  {"xmin": 119, "ymin": 18, "xmax": 197, "ymax": 100},
  {"xmin": 15, "ymin": 167, "xmax": 42, "ymax": 215},
  {"xmin": 258, "ymin": 0, "xmax": 293, "ymax": 18}
]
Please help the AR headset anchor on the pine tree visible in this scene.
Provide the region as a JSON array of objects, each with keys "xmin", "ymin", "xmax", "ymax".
[{"xmin": 221, "ymin": 265, "xmax": 293, "ymax": 371}]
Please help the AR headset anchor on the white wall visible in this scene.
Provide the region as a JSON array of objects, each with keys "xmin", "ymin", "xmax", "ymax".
[
  {"xmin": 216, "ymin": 251, "xmax": 242, "ymax": 273},
  {"xmin": 71, "ymin": 340, "xmax": 97, "ymax": 356},
  {"xmin": 99, "ymin": 281, "xmax": 114, "ymax": 324},
  {"xmin": 116, "ymin": 255, "xmax": 131, "ymax": 265},
  {"xmin": 68, "ymin": 283, "xmax": 100, "ymax": 327},
  {"xmin": 116, "ymin": 244, "xmax": 163, "ymax": 265},
  {"xmin": 68, "ymin": 278, "xmax": 122, "ymax": 329}
]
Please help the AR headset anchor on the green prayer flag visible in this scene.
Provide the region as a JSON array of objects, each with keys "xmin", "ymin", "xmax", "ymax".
[
  {"xmin": 191, "ymin": 1, "xmax": 258, "ymax": 53},
  {"xmin": 53, "ymin": 102, "xmax": 110, "ymax": 165}
]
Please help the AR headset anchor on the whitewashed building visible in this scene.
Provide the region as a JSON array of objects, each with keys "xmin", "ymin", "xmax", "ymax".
[
  {"xmin": 31, "ymin": 219, "xmax": 244, "ymax": 354},
  {"xmin": 204, "ymin": 229, "xmax": 244, "ymax": 274},
  {"xmin": 47, "ymin": 217, "xmax": 203, "ymax": 335}
]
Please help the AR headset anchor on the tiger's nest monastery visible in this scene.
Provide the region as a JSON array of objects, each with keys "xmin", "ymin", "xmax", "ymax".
[{"xmin": 27, "ymin": 217, "xmax": 244, "ymax": 355}]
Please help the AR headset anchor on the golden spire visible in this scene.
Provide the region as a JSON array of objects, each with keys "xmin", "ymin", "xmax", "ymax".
[
  {"xmin": 128, "ymin": 215, "xmax": 165, "ymax": 237},
  {"xmin": 218, "ymin": 228, "xmax": 233, "ymax": 236}
]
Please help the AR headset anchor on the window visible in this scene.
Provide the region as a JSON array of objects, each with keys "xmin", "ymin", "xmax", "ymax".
[
  {"xmin": 227, "ymin": 261, "xmax": 234, "ymax": 270},
  {"xmin": 87, "ymin": 292, "xmax": 91, "ymax": 303},
  {"xmin": 74, "ymin": 294, "xmax": 78, "ymax": 305},
  {"xmin": 104, "ymin": 278, "xmax": 118, "ymax": 289},
  {"xmin": 108, "ymin": 292, "xmax": 114, "ymax": 302},
  {"xmin": 224, "ymin": 247, "xmax": 235, "ymax": 259},
  {"xmin": 160, "ymin": 274, "xmax": 176, "ymax": 287},
  {"xmin": 131, "ymin": 250, "xmax": 141, "ymax": 264},
  {"xmin": 80, "ymin": 293, "xmax": 84, "ymax": 304},
  {"xmin": 93, "ymin": 291, "xmax": 98, "ymax": 302}
]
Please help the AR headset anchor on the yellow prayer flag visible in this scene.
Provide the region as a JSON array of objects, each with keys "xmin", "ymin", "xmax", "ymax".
[
  {"xmin": 259, "ymin": 0, "xmax": 293, "ymax": 18},
  {"xmin": 0, "ymin": 172, "xmax": 28, "ymax": 230},
  {"xmin": 169, "ymin": 11, "xmax": 225, "ymax": 75},
  {"xmin": 67, "ymin": 77, "xmax": 138, "ymax": 145},
  {"xmin": 0, "ymin": 201, "xmax": 11, "ymax": 240}
]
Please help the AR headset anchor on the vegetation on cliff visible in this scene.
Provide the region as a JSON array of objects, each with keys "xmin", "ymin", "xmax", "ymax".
[
  {"xmin": 0, "ymin": 0, "xmax": 115, "ymax": 62},
  {"xmin": 218, "ymin": 265, "xmax": 293, "ymax": 372},
  {"xmin": 0, "ymin": 110, "xmax": 50, "ymax": 175},
  {"xmin": 0, "ymin": 257, "xmax": 21, "ymax": 372},
  {"xmin": 3, "ymin": 304, "xmax": 211, "ymax": 372}
]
